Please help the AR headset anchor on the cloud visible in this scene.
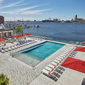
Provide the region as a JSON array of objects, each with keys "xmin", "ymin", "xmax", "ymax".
[
  {"xmin": 0, "ymin": 0, "xmax": 4, "ymax": 3},
  {"xmin": 15, "ymin": 2, "xmax": 33, "ymax": 7},
  {"xmin": 0, "ymin": 0, "xmax": 24, "ymax": 9},
  {"xmin": 0, "ymin": 3, "xmax": 50, "ymax": 14},
  {"xmin": 15, "ymin": 3, "xmax": 28, "ymax": 6},
  {"xmin": 0, "ymin": 11, "xmax": 14, "ymax": 14},
  {"xmin": 14, "ymin": 3, "xmax": 49, "ymax": 13},
  {"xmin": 21, "ymin": 9, "xmax": 51, "ymax": 15},
  {"xmin": 0, "ymin": 9, "xmax": 51, "ymax": 15}
]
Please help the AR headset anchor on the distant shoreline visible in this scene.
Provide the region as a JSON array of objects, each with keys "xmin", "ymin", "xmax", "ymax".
[{"xmin": 4, "ymin": 21, "xmax": 85, "ymax": 23}]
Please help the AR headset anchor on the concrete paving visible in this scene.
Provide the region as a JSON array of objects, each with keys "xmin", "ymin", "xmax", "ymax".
[{"xmin": 0, "ymin": 37, "xmax": 84, "ymax": 85}]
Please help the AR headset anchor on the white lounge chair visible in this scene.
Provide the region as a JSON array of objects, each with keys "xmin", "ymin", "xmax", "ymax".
[
  {"xmin": 1, "ymin": 50, "xmax": 5, "ymax": 53},
  {"xmin": 8, "ymin": 47, "xmax": 12, "ymax": 51},
  {"xmin": 4, "ymin": 48, "xmax": 8, "ymax": 52},
  {"xmin": 20, "ymin": 44, "xmax": 23, "ymax": 47},
  {"xmin": 48, "ymin": 64, "xmax": 55, "ymax": 68},
  {"xmin": 42, "ymin": 69, "xmax": 50, "ymax": 75},
  {"xmin": 54, "ymin": 60, "xmax": 60, "ymax": 64},
  {"xmin": 45, "ymin": 66, "xmax": 53, "ymax": 71},
  {"xmin": 63, "ymin": 51, "xmax": 68, "ymax": 53},
  {"xmin": 61, "ymin": 53, "xmax": 66, "ymax": 56},
  {"xmin": 56, "ymin": 58, "xmax": 61, "ymax": 61},
  {"xmin": 58, "ymin": 56, "xmax": 64, "ymax": 59},
  {"xmin": 11, "ymin": 46, "xmax": 15, "ymax": 50},
  {"xmin": 59, "ymin": 55, "xmax": 65, "ymax": 58},
  {"xmin": 13, "ymin": 45, "xmax": 16, "ymax": 48},
  {"xmin": 17, "ymin": 44, "xmax": 20, "ymax": 48},
  {"xmin": 51, "ymin": 62, "xmax": 57, "ymax": 66},
  {"xmin": 14, "ymin": 45, "xmax": 17, "ymax": 49},
  {"xmin": 1, "ymin": 43, "xmax": 4, "ymax": 46},
  {"xmin": 63, "ymin": 51, "xmax": 68, "ymax": 54}
]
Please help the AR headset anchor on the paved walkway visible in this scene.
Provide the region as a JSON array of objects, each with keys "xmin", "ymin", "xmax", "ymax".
[{"xmin": 0, "ymin": 38, "xmax": 82, "ymax": 85}]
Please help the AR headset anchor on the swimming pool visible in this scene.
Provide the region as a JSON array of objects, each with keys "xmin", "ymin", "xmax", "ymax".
[{"xmin": 13, "ymin": 41, "xmax": 64, "ymax": 67}]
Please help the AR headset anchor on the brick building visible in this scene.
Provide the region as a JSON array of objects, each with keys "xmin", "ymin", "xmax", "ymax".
[{"xmin": 0, "ymin": 16, "xmax": 4, "ymax": 24}]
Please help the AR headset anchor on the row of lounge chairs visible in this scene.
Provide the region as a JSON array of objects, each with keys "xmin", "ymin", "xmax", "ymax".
[
  {"xmin": 69, "ymin": 51, "xmax": 77, "ymax": 58},
  {"xmin": 0, "ymin": 40, "xmax": 36, "ymax": 53},
  {"xmin": 43, "ymin": 66, "xmax": 65, "ymax": 82},
  {"xmin": 42, "ymin": 47, "xmax": 75, "ymax": 82}
]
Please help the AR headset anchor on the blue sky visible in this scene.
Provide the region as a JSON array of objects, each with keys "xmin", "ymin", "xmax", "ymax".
[{"xmin": 0, "ymin": 0, "xmax": 85, "ymax": 21}]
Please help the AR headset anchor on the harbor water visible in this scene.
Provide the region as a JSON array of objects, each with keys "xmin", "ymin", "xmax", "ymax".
[{"xmin": 14, "ymin": 21, "xmax": 85, "ymax": 43}]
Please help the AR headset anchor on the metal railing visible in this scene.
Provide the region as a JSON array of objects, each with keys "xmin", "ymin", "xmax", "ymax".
[{"xmin": 29, "ymin": 35, "xmax": 84, "ymax": 46}]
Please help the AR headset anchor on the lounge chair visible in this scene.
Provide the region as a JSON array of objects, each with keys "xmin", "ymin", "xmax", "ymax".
[
  {"xmin": 16, "ymin": 44, "xmax": 20, "ymax": 47},
  {"xmin": 13, "ymin": 45, "xmax": 16, "ymax": 49},
  {"xmin": 8, "ymin": 47, "xmax": 12, "ymax": 51},
  {"xmin": 62, "ymin": 52, "xmax": 68, "ymax": 54},
  {"xmin": 45, "ymin": 66, "xmax": 53, "ymax": 71},
  {"xmin": 48, "ymin": 64, "xmax": 56, "ymax": 68},
  {"xmin": 54, "ymin": 60, "xmax": 60, "ymax": 64},
  {"xmin": 14, "ymin": 45, "xmax": 17, "ymax": 49},
  {"xmin": 51, "ymin": 62, "xmax": 57, "ymax": 66},
  {"xmin": 19, "ymin": 43, "xmax": 22, "ymax": 46},
  {"xmin": 4, "ymin": 48, "xmax": 8, "ymax": 52},
  {"xmin": 63, "ymin": 51, "xmax": 68, "ymax": 54},
  {"xmin": 60, "ymin": 53, "xmax": 66, "ymax": 56},
  {"xmin": 58, "ymin": 56, "xmax": 64, "ymax": 59},
  {"xmin": 42, "ymin": 69, "xmax": 58, "ymax": 82},
  {"xmin": 42, "ymin": 69, "xmax": 50, "ymax": 75},
  {"xmin": 1, "ymin": 43, "xmax": 4, "ymax": 46},
  {"xmin": 54, "ymin": 69, "xmax": 63, "ymax": 74},
  {"xmin": 51, "ymin": 72, "xmax": 60, "ymax": 78},
  {"xmin": 58, "ymin": 66, "xmax": 65, "ymax": 71},
  {"xmin": 49, "ymin": 74, "xmax": 58, "ymax": 82},
  {"xmin": 56, "ymin": 58, "xmax": 61, "ymax": 61},
  {"xmin": 11, "ymin": 46, "xmax": 15, "ymax": 50},
  {"xmin": 1, "ymin": 50, "xmax": 5, "ymax": 53},
  {"xmin": 51, "ymin": 72, "xmax": 58, "ymax": 76},
  {"xmin": 18, "ymin": 45, "xmax": 20, "ymax": 48}
]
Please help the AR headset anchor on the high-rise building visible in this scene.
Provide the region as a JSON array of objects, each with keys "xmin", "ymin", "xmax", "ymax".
[
  {"xmin": 74, "ymin": 15, "xmax": 83, "ymax": 21},
  {"xmin": 75, "ymin": 15, "xmax": 77, "ymax": 20},
  {"xmin": 0, "ymin": 16, "xmax": 4, "ymax": 24}
]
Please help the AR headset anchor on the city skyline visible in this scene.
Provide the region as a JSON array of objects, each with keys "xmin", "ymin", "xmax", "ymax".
[{"xmin": 0, "ymin": 0, "xmax": 85, "ymax": 21}]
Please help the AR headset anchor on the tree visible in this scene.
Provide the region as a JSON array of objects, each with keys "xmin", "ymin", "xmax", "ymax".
[
  {"xmin": 15, "ymin": 25, "xmax": 22, "ymax": 35},
  {"xmin": 0, "ymin": 73, "xmax": 9, "ymax": 85}
]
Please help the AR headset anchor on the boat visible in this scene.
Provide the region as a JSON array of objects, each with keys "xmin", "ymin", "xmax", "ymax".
[{"xmin": 36, "ymin": 25, "xmax": 40, "ymax": 28}]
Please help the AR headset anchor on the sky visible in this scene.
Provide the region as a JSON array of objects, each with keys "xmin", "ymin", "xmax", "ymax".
[{"xmin": 0, "ymin": 0, "xmax": 85, "ymax": 21}]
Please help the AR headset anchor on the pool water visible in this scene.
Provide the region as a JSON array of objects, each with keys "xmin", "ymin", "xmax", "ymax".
[{"xmin": 13, "ymin": 41, "xmax": 64, "ymax": 67}]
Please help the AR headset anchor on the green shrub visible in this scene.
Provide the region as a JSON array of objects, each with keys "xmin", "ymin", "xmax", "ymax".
[
  {"xmin": 15, "ymin": 25, "xmax": 22, "ymax": 35},
  {"xmin": 0, "ymin": 73, "xmax": 9, "ymax": 85}
]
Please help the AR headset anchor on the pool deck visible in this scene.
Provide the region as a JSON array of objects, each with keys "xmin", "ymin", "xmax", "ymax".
[{"xmin": 0, "ymin": 37, "xmax": 85, "ymax": 85}]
